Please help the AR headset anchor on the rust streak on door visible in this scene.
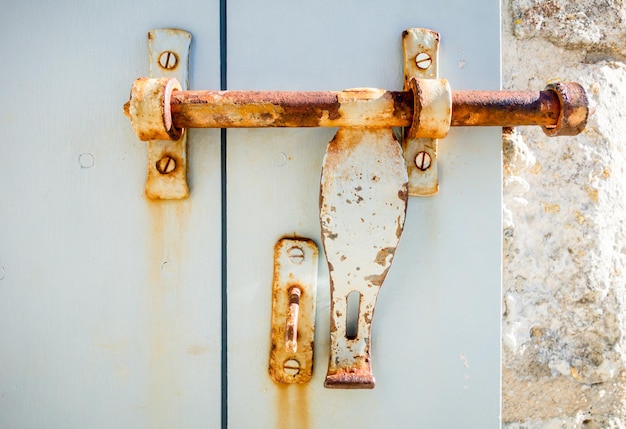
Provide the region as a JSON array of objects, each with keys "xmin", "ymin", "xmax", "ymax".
[
  {"xmin": 275, "ymin": 384, "xmax": 311, "ymax": 429},
  {"xmin": 146, "ymin": 200, "xmax": 190, "ymax": 426}
]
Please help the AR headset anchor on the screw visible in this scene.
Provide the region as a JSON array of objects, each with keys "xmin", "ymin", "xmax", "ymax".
[
  {"xmin": 156, "ymin": 156, "xmax": 177, "ymax": 174},
  {"xmin": 287, "ymin": 246, "xmax": 305, "ymax": 265},
  {"xmin": 415, "ymin": 52, "xmax": 432, "ymax": 70},
  {"xmin": 415, "ymin": 151, "xmax": 432, "ymax": 171},
  {"xmin": 283, "ymin": 359, "xmax": 301, "ymax": 376},
  {"xmin": 158, "ymin": 51, "xmax": 178, "ymax": 70}
]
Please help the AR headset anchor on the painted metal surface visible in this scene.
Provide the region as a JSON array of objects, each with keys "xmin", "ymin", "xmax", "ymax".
[
  {"xmin": 320, "ymin": 128, "xmax": 408, "ymax": 388},
  {"xmin": 269, "ymin": 238, "xmax": 319, "ymax": 384},
  {"xmin": 0, "ymin": 2, "xmax": 221, "ymax": 428},
  {"xmin": 226, "ymin": 0, "xmax": 502, "ymax": 427}
]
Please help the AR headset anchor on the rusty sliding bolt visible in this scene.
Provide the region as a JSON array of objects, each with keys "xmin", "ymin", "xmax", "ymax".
[
  {"xmin": 285, "ymin": 286, "xmax": 301, "ymax": 353},
  {"xmin": 125, "ymin": 78, "xmax": 589, "ymax": 139}
]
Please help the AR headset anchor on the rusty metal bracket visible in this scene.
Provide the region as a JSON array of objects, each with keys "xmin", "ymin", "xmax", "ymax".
[
  {"xmin": 402, "ymin": 28, "xmax": 451, "ymax": 196},
  {"xmin": 269, "ymin": 238, "xmax": 319, "ymax": 384},
  {"xmin": 133, "ymin": 29, "xmax": 190, "ymax": 200}
]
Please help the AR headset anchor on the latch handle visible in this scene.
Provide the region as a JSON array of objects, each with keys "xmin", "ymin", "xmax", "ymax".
[{"xmin": 320, "ymin": 127, "xmax": 408, "ymax": 389}]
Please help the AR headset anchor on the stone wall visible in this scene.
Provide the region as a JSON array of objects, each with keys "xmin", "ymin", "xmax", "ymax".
[{"xmin": 502, "ymin": 0, "xmax": 626, "ymax": 427}]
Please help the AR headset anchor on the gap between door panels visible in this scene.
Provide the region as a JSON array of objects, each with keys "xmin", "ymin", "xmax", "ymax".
[{"xmin": 220, "ymin": 0, "xmax": 228, "ymax": 428}]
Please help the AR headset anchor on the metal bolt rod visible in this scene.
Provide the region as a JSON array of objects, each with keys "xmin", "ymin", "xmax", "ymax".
[
  {"xmin": 285, "ymin": 286, "xmax": 301, "ymax": 353},
  {"xmin": 168, "ymin": 89, "xmax": 414, "ymax": 128},
  {"xmin": 125, "ymin": 80, "xmax": 588, "ymax": 137},
  {"xmin": 165, "ymin": 89, "xmax": 564, "ymax": 129},
  {"xmin": 450, "ymin": 90, "xmax": 560, "ymax": 127}
]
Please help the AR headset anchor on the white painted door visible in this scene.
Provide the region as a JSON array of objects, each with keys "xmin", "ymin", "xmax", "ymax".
[
  {"xmin": 226, "ymin": 1, "xmax": 501, "ymax": 428},
  {"xmin": 0, "ymin": 2, "xmax": 222, "ymax": 428},
  {"xmin": 1, "ymin": 1, "xmax": 500, "ymax": 428}
]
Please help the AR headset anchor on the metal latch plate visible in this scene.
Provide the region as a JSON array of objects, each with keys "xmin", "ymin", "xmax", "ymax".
[{"xmin": 269, "ymin": 238, "xmax": 318, "ymax": 384}]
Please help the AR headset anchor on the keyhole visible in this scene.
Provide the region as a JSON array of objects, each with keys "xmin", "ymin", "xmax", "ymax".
[{"xmin": 346, "ymin": 291, "xmax": 361, "ymax": 340}]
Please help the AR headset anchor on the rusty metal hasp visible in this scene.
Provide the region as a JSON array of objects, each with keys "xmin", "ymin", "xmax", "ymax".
[
  {"xmin": 320, "ymin": 127, "xmax": 408, "ymax": 389},
  {"xmin": 269, "ymin": 238, "xmax": 319, "ymax": 384}
]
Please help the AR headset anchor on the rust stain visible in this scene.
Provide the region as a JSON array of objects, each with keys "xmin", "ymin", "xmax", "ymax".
[
  {"xmin": 396, "ymin": 214, "xmax": 405, "ymax": 239},
  {"xmin": 186, "ymin": 345, "xmax": 208, "ymax": 356},
  {"xmin": 398, "ymin": 184, "xmax": 408, "ymax": 202},
  {"xmin": 364, "ymin": 272, "xmax": 386, "ymax": 287},
  {"xmin": 276, "ymin": 385, "xmax": 311, "ymax": 429},
  {"xmin": 391, "ymin": 90, "xmax": 414, "ymax": 120},
  {"xmin": 374, "ymin": 247, "xmax": 395, "ymax": 266},
  {"xmin": 146, "ymin": 199, "xmax": 190, "ymax": 426},
  {"xmin": 325, "ymin": 358, "xmax": 375, "ymax": 389},
  {"xmin": 97, "ymin": 341, "xmax": 128, "ymax": 353}
]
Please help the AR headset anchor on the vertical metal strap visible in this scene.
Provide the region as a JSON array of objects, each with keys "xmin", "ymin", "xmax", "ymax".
[
  {"xmin": 145, "ymin": 29, "xmax": 191, "ymax": 199},
  {"xmin": 403, "ymin": 28, "xmax": 441, "ymax": 196}
]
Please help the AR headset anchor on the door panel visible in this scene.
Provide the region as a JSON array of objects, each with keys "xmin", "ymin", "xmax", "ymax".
[
  {"xmin": 227, "ymin": 1, "xmax": 501, "ymax": 428},
  {"xmin": 0, "ymin": 2, "xmax": 221, "ymax": 428},
  {"xmin": 1, "ymin": 1, "xmax": 501, "ymax": 427}
]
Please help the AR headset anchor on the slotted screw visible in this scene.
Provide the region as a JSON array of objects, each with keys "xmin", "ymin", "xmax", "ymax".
[
  {"xmin": 158, "ymin": 51, "xmax": 178, "ymax": 70},
  {"xmin": 287, "ymin": 246, "xmax": 305, "ymax": 265},
  {"xmin": 156, "ymin": 156, "xmax": 177, "ymax": 174},
  {"xmin": 283, "ymin": 359, "xmax": 301, "ymax": 376},
  {"xmin": 415, "ymin": 52, "xmax": 432, "ymax": 70},
  {"xmin": 415, "ymin": 151, "xmax": 432, "ymax": 171}
]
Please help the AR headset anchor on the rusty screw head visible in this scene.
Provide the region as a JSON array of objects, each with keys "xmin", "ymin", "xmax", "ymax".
[
  {"xmin": 287, "ymin": 246, "xmax": 305, "ymax": 265},
  {"xmin": 415, "ymin": 52, "xmax": 432, "ymax": 70},
  {"xmin": 415, "ymin": 151, "xmax": 432, "ymax": 171},
  {"xmin": 158, "ymin": 51, "xmax": 178, "ymax": 70},
  {"xmin": 283, "ymin": 359, "xmax": 301, "ymax": 376},
  {"xmin": 156, "ymin": 156, "xmax": 177, "ymax": 174}
]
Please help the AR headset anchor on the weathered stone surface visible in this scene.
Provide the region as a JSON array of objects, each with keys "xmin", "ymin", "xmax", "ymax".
[
  {"xmin": 503, "ymin": 0, "xmax": 626, "ymax": 426},
  {"xmin": 512, "ymin": 0, "xmax": 626, "ymax": 61}
]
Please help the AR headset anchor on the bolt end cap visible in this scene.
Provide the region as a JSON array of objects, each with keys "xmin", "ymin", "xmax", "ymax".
[{"xmin": 542, "ymin": 82, "xmax": 589, "ymax": 137}]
